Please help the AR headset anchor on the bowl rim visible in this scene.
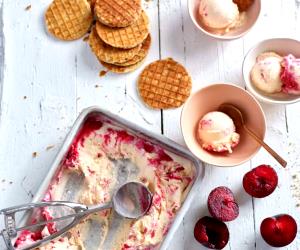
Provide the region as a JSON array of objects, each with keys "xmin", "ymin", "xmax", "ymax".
[
  {"xmin": 242, "ymin": 37, "xmax": 300, "ymax": 105},
  {"xmin": 187, "ymin": 0, "xmax": 262, "ymax": 40},
  {"xmin": 180, "ymin": 82, "xmax": 267, "ymax": 167}
]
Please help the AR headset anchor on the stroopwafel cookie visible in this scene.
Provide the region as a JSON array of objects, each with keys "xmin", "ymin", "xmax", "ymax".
[
  {"xmin": 115, "ymin": 34, "xmax": 151, "ymax": 66},
  {"xmin": 138, "ymin": 58, "xmax": 192, "ymax": 109},
  {"xmin": 95, "ymin": 10, "xmax": 149, "ymax": 49},
  {"xmin": 89, "ymin": 27, "xmax": 142, "ymax": 65},
  {"xmin": 45, "ymin": 0, "xmax": 93, "ymax": 41},
  {"xmin": 100, "ymin": 59, "xmax": 145, "ymax": 74},
  {"xmin": 94, "ymin": 0, "xmax": 141, "ymax": 28}
]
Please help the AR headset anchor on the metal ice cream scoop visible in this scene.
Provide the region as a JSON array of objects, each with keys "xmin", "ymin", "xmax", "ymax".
[{"xmin": 0, "ymin": 182, "xmax": 152, "ymax": 250}]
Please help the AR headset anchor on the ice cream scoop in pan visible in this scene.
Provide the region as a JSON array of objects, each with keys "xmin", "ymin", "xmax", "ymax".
[{"xmin": 0, "ymin": 181, "xmax": 152, "ymax": 250}]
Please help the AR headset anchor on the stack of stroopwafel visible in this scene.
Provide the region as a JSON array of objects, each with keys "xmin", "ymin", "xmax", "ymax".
[
  {"xmin": 44, "ymin": 0, "xmax": 151, "ymax": 74},
  {"xmin": 89, "ymin": 0, "xmax": 151, "ymax": 74}
]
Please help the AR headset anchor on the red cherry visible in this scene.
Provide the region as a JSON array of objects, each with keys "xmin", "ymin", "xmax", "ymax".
[
  {"xmin": 260, "ymin": 214, "xmax": 297, "ymax": 247},
  {"xmin": 207, "ymin": 186, "xmax": 239, "ymax": 222},
  {"xmin": 194, "ymin": 216, "xmax": 229, "ymax": 249},
  {"xmin": 243, "ymin": 165, "xmax": 278, "ymax": 198}
]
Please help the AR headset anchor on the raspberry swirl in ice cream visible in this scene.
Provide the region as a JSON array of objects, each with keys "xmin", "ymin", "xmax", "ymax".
[
  {"xmin": 197, "ymin": 111, "xmax": 240, "ymax": 153},
  {"xmin": 250, "ymin": 52, "xmax": 300, "ymax": 96},
  {"xmin": 280, "ymin": 54, "xmax": 300, "ymax": 95},
  {"xmin": 15, "ymin": 117, "xmax": 195, "ymax": 250}
]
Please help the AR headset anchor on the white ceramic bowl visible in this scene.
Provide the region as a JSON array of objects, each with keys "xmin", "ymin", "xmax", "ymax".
[
  {"xmin": 188, "ymin": 0, "xmax": 261, "ymax": 40},
  {"xmin": 243, "ymin": 38, "xmax": 300, "ymax": 104}
]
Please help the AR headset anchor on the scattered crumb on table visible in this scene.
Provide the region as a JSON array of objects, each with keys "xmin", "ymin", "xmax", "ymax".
[
  {"xmin": 25, "ymin": 4, "xmax": 31, "ymax": 11},
  {"xmin": 32, "ymin": 152, "xmax": 38, "ymax": 158},
  {"xmin": 1, "ymin": 179, "xmax": 5, "ymax": 183},
  {"xmin": 23, "ymin": 96, "xmax": 27, "ymax": 99},
  {"xmin": 95, "ymin": 84, "xmax": 100, "ymax": 88},
  {"xmin": 46, "ymin": 145, "xmax": 55, "ymax": 151},
  {"xmin": 290, "ymin": 171, "xmax": 300, "ymax": 208},
  {"xmin": 99, "ymin": 70, "xmax": 108, "ymax": 77}
]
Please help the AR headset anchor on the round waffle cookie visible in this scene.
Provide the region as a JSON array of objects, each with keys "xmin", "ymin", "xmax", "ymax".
[
  {"xmin": 94, "ymin": 0, "xmax": 141, "ymax": 28},
  {"xmin": 138, "ymin": 59, "xmax": 192, "ymax": 109},
  {"xmin": 95, "ymin": 10, "xmax": 149, "ymax": 49},
  {"xmin": 115, "ymin": 34, "xmax": 151, "ymax": 66},
  {"xmin": 89, "ymin": 27, "xmax": 142, "ymax": 64},
  {"xmin": 45, "ymin": 0, "xmax": 93, "ymax": 41},
  {"xmin": 100, "ymin": 59, "xmax": 145, "ymax": 74}
]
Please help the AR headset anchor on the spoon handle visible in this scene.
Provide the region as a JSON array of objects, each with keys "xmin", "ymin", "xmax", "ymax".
[{"xmin": 243, "ymin": 126, "xmax": 287, "ymax": 168}]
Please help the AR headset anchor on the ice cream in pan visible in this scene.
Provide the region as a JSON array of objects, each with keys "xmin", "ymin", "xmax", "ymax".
[
  {"xmin": 198, "ymin": 0, "xmax": 254, "ymax": 35},
  {"xmin": 14, "ymin": 116, "xmax": 196, "ymax": 250},
  {"xmin": 250, "ymin": 52, "xmax": 300, "ymax": 95}
]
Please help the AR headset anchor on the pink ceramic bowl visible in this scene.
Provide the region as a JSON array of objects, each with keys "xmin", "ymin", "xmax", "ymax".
[
  {"xmin": 181, "ymin": 83, "xmax": 266, "ymax": 167},
  {"xmin": 188, "ymin": 0, "xmax": 261, "ymax": 40}
]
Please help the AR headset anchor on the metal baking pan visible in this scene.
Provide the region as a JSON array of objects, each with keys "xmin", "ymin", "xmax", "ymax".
[{"xmin": 18, "ymin": 106, "xmax": 205, "ymax": 250}]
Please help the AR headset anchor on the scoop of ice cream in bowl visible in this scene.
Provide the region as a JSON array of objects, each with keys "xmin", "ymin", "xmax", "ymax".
[
  {"xmin": 181, "ymin": 83, "xmax": 266, "ymax": 167},
  {"xmin": 188, "ymin": 0, "xmax": 261, "ymax": 40},
  {"xmin": 197, "ymin": 111, "xmax": 240, "ymax": 154},
  {"xmin": 243, "ymin": 38, "xmax": 300, "ymax": 104}
]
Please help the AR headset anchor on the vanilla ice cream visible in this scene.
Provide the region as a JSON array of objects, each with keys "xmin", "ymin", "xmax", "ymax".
[
  {"xmin": 281, "ymin": 54, "xmax": 300, "ymax": 95},
  {"xmin": 250, "ymin": 52, "xmax": 283, "ymax": 94},
  {"xmin": 198, "ymin": 0, "xmax": 239, "ymax": 30},
  {"xmin": 197, "ymin": 111, "xmax": 240, "ymax": 153},
  {"xmin": 15, "ymin": 117, "xmax": 195, "ymax": 250}
]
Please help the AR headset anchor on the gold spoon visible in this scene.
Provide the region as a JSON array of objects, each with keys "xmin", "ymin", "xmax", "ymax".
[{"xmin": 218, "ymin": 103, "xmax": 287, "ymax": 168}]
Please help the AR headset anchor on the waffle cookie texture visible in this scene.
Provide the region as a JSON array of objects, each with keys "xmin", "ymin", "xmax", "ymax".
[
  {"xmin": 94, "ymin": 0, "xmax": 141, "ymax": 28},
  {"xmin": 114, "ymin": 34, "xmax": 151, "ymax": 66},
  {"xmin": 95, "ymin": 10, "xmax": 149, "ymax": 49},
  {"xmin": 45, "ymin": 0, "xmax": 93, "ymax": 41},
  {"xmin": 138, "ymin": 59, "xmax": 192, "ymax": 109},
  {"xmin": 89, "ymin": 27, "xmax": 142, "ymax": 64}
]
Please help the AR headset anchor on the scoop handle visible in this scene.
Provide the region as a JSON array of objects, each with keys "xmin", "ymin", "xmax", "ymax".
[
  {"xmin": 243, "ymin": 125, "xmax": 287, "ymax": 168},
  {"xmin": 18, "ymin": 202, "xmax": 111, "ymax": 232}
]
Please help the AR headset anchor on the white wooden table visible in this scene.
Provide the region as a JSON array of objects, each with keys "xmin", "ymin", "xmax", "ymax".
[{"xmin": 0, "ymin": 0, "xmax": 300, "ymax": 249}]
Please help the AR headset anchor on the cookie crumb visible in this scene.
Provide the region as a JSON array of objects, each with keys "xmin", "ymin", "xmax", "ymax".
[
  {"xmin": 95, "ymin": 84, "xmax": 100, "ymax": 88},
  {"xmin": 25, "ymin": 4, "xmax": 31, "ymax": 11},
  {"xmin": 23, "ymin": 96, "xmax": 27, "ymax": 99},
  {"xmin": 99, "ymin": 70, "xmax": 107, "ymax": 77},
  {"xmin": 9, "ymin": 181, "xmax": 13, "ymax": 184},
  {"xmin": 291, "ymin": 171, "xmax": 300, "ymax": 208},
  {"xmin": 32, "ymin": 152, "xmax": 38, "ymax": 158},
  {"xmin": 1, "ymin": 179, "xmax": 5, "ymax": 183},
  {"xmin": 46, "ymin": 145, "xmax": 55, "ymax": 151}
]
